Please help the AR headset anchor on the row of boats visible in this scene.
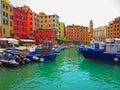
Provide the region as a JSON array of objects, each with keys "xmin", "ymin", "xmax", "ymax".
[
  {"xmin": 0, "ymin": 41, "xmax": 64, "ymax": 67},
  {"xmin": 78, "ymin": 38, "xmax": 120, "ymax": 63}
]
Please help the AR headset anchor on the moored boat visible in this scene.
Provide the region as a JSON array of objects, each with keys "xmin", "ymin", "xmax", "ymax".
[
  {"xmin": 0, "ymin": 53, "xmax": 19, "ymax": 67},
  {"xmin": 79, "ymin": 39, "xmax": 120, "ymax": 63},
  {"xmin": 28, "ymin": 41, "xmax": 57, "ymax": 61}
]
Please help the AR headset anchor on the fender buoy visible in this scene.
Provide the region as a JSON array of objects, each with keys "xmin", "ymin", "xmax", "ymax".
[
  {"xmin": 33, "ymin": 56, "xmax": 39, "ymax": 61},
  {"xmin": 114, "ymin": 57, "xmax": 118, "ymax": 62},
  {"xmin": 40, "ymin": 58, "xmax": 44, "ymax": 62}
]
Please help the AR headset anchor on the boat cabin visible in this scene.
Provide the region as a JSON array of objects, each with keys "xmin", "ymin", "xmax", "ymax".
[
  {"xmin": 104, "ymin": 38, "xmax": 120, "ymax": 54},
  {"xmin": 35, "ymin": 41, "xmax": 53, "ymax": 56},
  {"xmin": 90, "ymin": 41, "xmax": 105, "ymax": 50}
]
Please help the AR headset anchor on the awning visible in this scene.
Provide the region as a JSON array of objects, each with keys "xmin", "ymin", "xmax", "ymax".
[
  {"xmin": 20, "ymin": 39, "xmax": 35, "ymax": 43},
  {"xmin": 0, "ymin": 38, "xmax": 19, "ymax": 44}
]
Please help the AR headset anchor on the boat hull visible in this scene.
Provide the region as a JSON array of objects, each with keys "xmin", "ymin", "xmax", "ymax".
[
  {"xmin": 27, "ymin": 53, "xmax": 57, "ymax": 61},
  {"xmin": 79, "ymin": 48, "xmax": 120, "ymax": 62}
]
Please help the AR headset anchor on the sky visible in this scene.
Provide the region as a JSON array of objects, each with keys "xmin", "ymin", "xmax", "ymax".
[{"xmin": 9, "ymin": 0, "xmax": 120, "ymax": 28}]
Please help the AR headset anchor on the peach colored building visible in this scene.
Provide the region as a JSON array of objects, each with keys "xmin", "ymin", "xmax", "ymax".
[
  {"xmin": 106, "ymin": 16, "xmax": 120, "ymax": 39},
  {"xmin": 93, "ymin": 26, "xmax": 107, "ymax": 41},
  {"xmin": 39, "ymin": 12, "xmax": 59, "ymax": 38},
  {"xmin": 33, "ymin": 12, "xmax": 39, "ymax": 32},
  {"xmin": 66, "ymin": 24, "xmax": 88, "ymax": 44}
]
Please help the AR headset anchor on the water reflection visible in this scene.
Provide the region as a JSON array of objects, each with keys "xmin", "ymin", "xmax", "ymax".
[
  {"xmin": 79, "ymin": 57, "xmax": 120, "ymax": 90},
  {"xmin": 0, "ymin": 48, "xmax": 120, "ymax": 90}
]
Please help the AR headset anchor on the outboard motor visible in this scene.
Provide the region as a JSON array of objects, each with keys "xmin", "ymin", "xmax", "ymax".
[
  {"xmin": 19, "ymin": 55, "xmax": 31, "ymax": 63},
  {"xmin": 14, "ymin": 55, "xmax": 25, "ymax": 65}
]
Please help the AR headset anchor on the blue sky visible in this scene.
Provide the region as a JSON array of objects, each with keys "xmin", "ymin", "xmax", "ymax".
[{"xmin": 10, "ymin": 0, "xmax": 120, "ymax": 28}]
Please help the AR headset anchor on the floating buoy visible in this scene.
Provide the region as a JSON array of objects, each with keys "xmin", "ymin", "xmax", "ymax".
[
  {"xmin": 114, "ymin": 57, "xmax": 118, "ymax": 62},
  {"xmin": 32, "ymin": 56, "xmax": 39, "ymax": 61},
  {"xmin": 40, "ymin": 58, "xmax": 44, "ymax": 62}
]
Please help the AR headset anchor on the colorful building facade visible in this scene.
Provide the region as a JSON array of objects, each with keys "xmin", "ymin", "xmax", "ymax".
[
  {"xmin": 0, "ymin": 0, "xmax": 2, "ymax": 37},
  {"xmin": 59, "ymin": 22, "xmax": 65, "ymax": 39},
  {"xmin": 18, "ymin": 5, "xmax": 34, "ymax": 39},
  {"xmin": 66, "ymin": 25, "xmax": 88, "ymax": 44},
  {"xmin": 13, "ymin": 8, "xmax": 28, "ymax": 39},
  {"xmin": 33, "ymin": 12, "xmax": 39, "ymax": 33},
  {"xmin": 34, "ymin": 29, "xmax": 56, "ymax": 45},
  {"xmin": 1, "ymin": 0, "xmax": 13, "ymax": 37},
  {"xmin": 93, "ymin": 26, "xmax": 107, "ymax": 41},
  {"xmin": 39, "ymin": 12, "xmax": 59, "ymax": 38},
  {"xmin": 106, "ymin": 16, "xmax": 120, "ymax": 39}
]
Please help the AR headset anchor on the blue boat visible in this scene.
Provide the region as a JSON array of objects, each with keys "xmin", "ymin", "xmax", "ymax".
[
  {"xmin": 79, "ymin": 39, "xmax": 120, "ymax": 63},
  {"xmin": 28, "ymin": 41, "xmax": 57, "ymax": 61},
  {"xmin": 54, "ymin": 47, "xmax": 65, "ymax": 53}
]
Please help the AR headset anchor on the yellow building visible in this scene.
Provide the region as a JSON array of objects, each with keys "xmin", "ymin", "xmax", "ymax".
[
  {"xmin": 1, "ymin": 0, "xmax": 13, "ymax": 37},
  {"xmin": 59, "ymin": 22, "xmax": 65, "ymax": 39},
  {"xmin": 0, "ymin": 0, "xmax": 2, "ymax": 37}
]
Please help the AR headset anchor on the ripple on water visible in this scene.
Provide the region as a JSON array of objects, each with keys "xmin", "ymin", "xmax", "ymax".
[{"xmin": 0, "ymin": 48, "xmax": 120, "ymax": 90}]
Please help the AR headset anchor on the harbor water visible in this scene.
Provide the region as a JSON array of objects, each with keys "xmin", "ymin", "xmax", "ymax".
[{"xmin": 0, "ymin": 48, "xmax": 120, "ymax": 90}]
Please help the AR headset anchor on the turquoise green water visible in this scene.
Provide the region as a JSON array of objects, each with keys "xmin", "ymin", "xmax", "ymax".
[{"xmin": 0, "ymin": 48, "xmax": 120, "ymax": 90}]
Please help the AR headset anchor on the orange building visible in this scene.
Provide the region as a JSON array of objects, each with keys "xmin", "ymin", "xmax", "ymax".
[
  {"xmin": 106, "ymin": 16, "xmax": 120, "ymax": 39},
  {"xmin": 66, "ymin": 24, "xmax": 88, "ymax": 44}
]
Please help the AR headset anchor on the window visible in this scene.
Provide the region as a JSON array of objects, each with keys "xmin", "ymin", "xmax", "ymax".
[
  {"xmin": 3, "ymin": 4, "xmax": 5, "ymax": 8},
  {"xmin": 22, "ymin": 22, "xmax": 24, "ymax": 26},
  {"xmin": 10, "ymin": 30, "xmax": 12, "ymax": 36},
  {"xmin": 21, "ymin": 16, "xmax": 24, "ymax": 20},
  {"xmin": 10, "ymin": 21, "xmax": 12, "ymax": 26},
  {"xmin": 6, "ymin": 20, "xmax": 8, "ymax": 25},
  {"xmin": 46, "ymin": 34, "xmax": 48, "ymax": 37},
  {"xmin": 30, "ymin": 28, "xmax": 32, "ymax": 31},
  {"xmin": 22, "ymin": 27, "xmax": 24, "ymax": 31},
  {"xmin": 17, "ymin": 21, "xmax": 19, "ymax": 25},
  {"xmin": 10, "ymin": 8, "xmax": 12, "ymax": 12},
  {"xmin": 6, "ymin": 13, "xmax": 8, "ymax": 17},
  {"xmin": 3, "ymin": 11, "xmax": 5, "ymax": 16},
  {"xmin": 10, "ymin": 15, "xmax": 13, "ymax": 20},
  {"xmin": 3, "ymin": 28, "xmax": 5, "ymax": 34},
  {"xmin": 53, "ymin": 15, "xmax": 55, "ymax": 18},
  {"xmin": 6, "ymin": 5, "xmax": 8, "ymax": 10},
  {"xmin": 3, "ymin": 19, "xmax": 5, "ymax": 24}
]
